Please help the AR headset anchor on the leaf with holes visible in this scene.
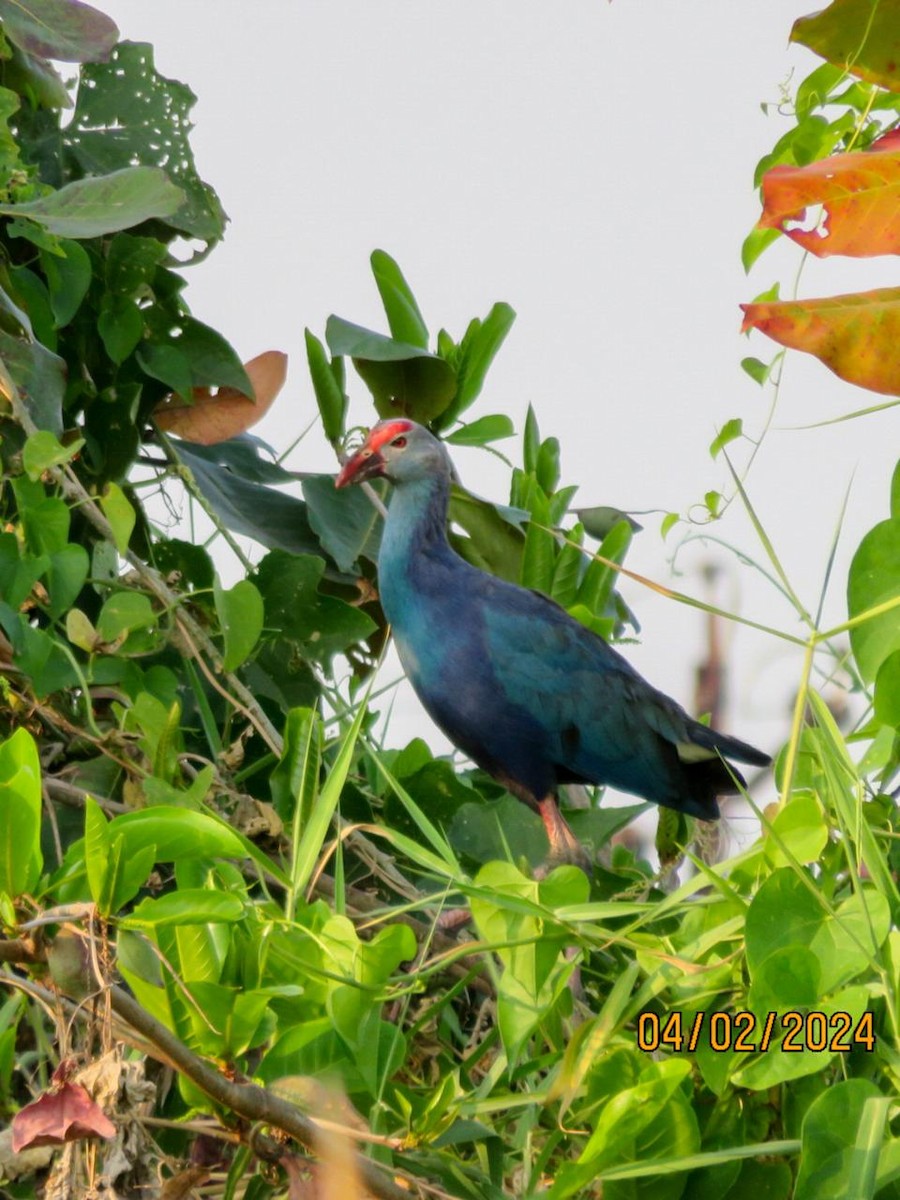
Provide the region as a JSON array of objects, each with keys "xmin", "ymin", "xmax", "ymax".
[
  {"xmin": 741, "ymin": 288, "xmax": 900, "ymax": 396},
  {"xmin": 66, "ymin": 41, "xmax": 225, "ymax": 241},
  {"xmin": 757, "ymin": 135, "xmax": 900, "ymax": 257}
]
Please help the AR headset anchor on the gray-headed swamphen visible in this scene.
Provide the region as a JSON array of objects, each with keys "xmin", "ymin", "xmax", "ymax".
[{"xmin": 336, "ymin": 419, "xmax": 770, "ymax": 870}]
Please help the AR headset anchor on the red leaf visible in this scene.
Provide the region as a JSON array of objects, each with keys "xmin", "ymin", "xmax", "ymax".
[
  {"xmin": 153, "ymin": 350, "xmax": 288, "ymax": 445},
  {"xmin": 11, "ymin": 1081, "xmax": 116, "ymax": 1152},
  {"xmin": 757, "ymin": 144, "xmax": 900, "ymax": 257},
  {"xmin": 740, "ymin": 287, "xmax": 900, "ymax": 396}
]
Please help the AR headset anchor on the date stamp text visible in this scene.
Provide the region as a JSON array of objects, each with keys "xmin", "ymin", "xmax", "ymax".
[{"xmin": 637, "ymin": 1010, "xmax": 875, "ymax": 1054}]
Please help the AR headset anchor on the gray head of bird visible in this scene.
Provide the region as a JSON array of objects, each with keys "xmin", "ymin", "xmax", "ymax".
[{"xmin": 335, "ymin": 419, "xmax": 452, "ymax": 489}]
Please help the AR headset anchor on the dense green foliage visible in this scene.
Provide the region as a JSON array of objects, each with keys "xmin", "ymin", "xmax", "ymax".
[{"xmin": 0, "ymin": 3, "xmax": 898, "ymax": 1199}]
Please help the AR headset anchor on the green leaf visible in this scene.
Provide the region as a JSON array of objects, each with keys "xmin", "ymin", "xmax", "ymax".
[
  {"xmin": 661, "ymin": 512, "xmax": 680, "ymax": 538},
  {"xmin": 848, "ymin": 518, "xmax": 900, "ymax": 681},
  {"xmin": 40, "ymin": 240, "xmax": 91, "ymax": 326},
  {"xmin": 0, "ymin": 328, "xmax": 65, "ymax": 434},
  {"xmin": 214, "ymin": 577, "xmax": 263, "ymax": 672},
  {"xmin": 0, "ymin": 0, "xmax": 118, "ymax": 62},
  {"xmin": 575, "ymin": 506, "xmax": 642, "ymax": 539},
  {"xmin": 550, "ymin": 533, "xmax": 584, "ymax": 609},
  {"xmin": 370, "ymin": 249, "xmax": 429, "ymax": 349},
  {"xmin": 448, "ymin": 489, "xmax": 524, "ymax": 583},
  {"xmin": 577, "ymin": 520, "xmax": 632, "ymax": 619},
  {"xmin": 171, "ymin": 440, "xmax": 323, "ymax": 560},
  {"xmin": 270, "ymin": 707, "xmax": 321, "ymax": 823},
  {"xmin": 449, "ymin": 795, "xmax": 549, "ymax": 869},
  {"xmin": 0, "ymin": 605, "xmax": 78, "ymax": 695},
  {"xmin": 96, "ymin": 591, "xmax": 155, "ymax": 644},
  {"xmin": 122, "ymin": 889, "xmax": 245, "ymax": 929},
  {"xmin": 710, "ymin": 418, "xmax": 743, "ymax": 459},
  {"xmin": 808, "ymin": 888, "xmax": 891, "ymax": 993},
  {"xmin": 444, "ymin": 414, "xmax": 515, "ymax": 446},
  {"xmin": 763, "ymin": 791, "xmax": 829, "ymax": 868},
  {"xmin": 741, "ymin": 356, "xmax": 775, "ymax": 386},
  {"xmin": 83, "ymin": 799, "xmax": 154, "ymax": 915},
  {"xmin": 0, "ymin": 728, "xmax": 42, "ymax": 898},
  {"xmin": 890, "ymin": 458, "xmax": 900, "ymax": 520},
  {"xmin": 304, "ymin": 329, "xmax": 347, "ymax": 443},
  {"xmin": 186, "ymin": 982, "xmax": 283, "ymax": 1057},
  {"xmin": 106, "ymin": 807, "xmax": 246, "ymax": 863},
  {"xmin": 16, "ymin": 486, "xmax": 69, "ymax": 555},
  {"xmin": 745, "ymin": 868, "xmax": 825, "ymax": 974},
  {"xmin": 45, "ymin": 544, "xmax": 89, "ymax": 618},
  {"xmin": 741, "ymin": 226, "xmax": 782, "ymax": 272},
  {"xmin": 68, "ymin": 41, "xmax": 226, "ymax": 242},
  {"xmin": 704, "ymin": 490, "xmax": 722, "ymax": 517},
  {"xmin": 326, "ymin": 315, "xmax": 457, "ymax": 424},
  {"xmin": 255, "ymin": 551, "xmax": 376, "ymax": 664},
  {"xmin": 748, "ymin": 945, "xmax": 821, "ymax": 1010},
  {"xmin": 469, "ymin": 862, "xmax": 587, "ymax": 1062},
  {"xmin": 536, "ymin": 437, "xmax": 560, "ymax": 495},
  {"xmin": 99, "ymin": 482, "xmax": 136, "ymax": 555},
  {"xmin": 22, "ymin": 430, "xmax": 83, "ymax": 480},
  {"xmin": 794, "ymin": 1080, "xmax": 888, "ymax": 1200},
  {"xmin": 302, "ymin": 473, "xmax": 382, "ymax": 574},
  {"xmin": 290, "ymin": 699, "xmax": 369, "ymax": 896},
  {"xmin": 874, "ymin": 650, "xmax": 900, "ymax": 727},
  {"xmin": 84, "ymin": 796, "xmax": 110, "ymax": 909},
  {"xmin": 547, "ymin": 1057, "xmax": 696, "ymax": 1199},
  {"xmin": 0, "ymin": 167, "xmax": 182, "ymax": 238},
  {"xmin": 139, "ymin": 315, "xmax": 251, "ymax": 399},
  {"xmin": 436, "ymin": 301, "xmax": 516, "ymax": 428}
]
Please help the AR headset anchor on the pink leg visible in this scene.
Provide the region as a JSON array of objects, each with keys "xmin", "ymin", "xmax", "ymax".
[{"xmin": 538, "ymin": 796, "xmax": 592, "ymax": 875}]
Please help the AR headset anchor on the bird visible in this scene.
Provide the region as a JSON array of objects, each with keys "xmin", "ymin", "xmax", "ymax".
[{"xmin": 335, "ymin": 418, "xmax": 770, "ymax": 870}]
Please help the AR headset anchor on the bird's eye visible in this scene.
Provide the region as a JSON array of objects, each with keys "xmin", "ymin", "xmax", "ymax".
[{"xmin": 392, "ymin": 436, "xmax": 407, "ymax": 448}]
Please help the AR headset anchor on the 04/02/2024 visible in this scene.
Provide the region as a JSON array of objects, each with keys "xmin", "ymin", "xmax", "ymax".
[{"xmin": 636, "ymin": 1010, "xmax": 876, "ymax": 1054}]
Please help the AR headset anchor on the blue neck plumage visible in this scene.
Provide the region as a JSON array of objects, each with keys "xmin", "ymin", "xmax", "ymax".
[{"xmin": 378, "ymin": 472, "xmax": 453, "ymax": 618}]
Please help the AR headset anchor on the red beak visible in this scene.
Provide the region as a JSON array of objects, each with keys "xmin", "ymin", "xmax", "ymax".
[{"xmin": 335, "ymin": 442, "xmax": 384, "ymax": 489}]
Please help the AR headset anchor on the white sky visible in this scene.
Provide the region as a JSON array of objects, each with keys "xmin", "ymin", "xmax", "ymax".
[{"xmin": 99, "ymin": 2, "xmax": 897, "ymax": 830}]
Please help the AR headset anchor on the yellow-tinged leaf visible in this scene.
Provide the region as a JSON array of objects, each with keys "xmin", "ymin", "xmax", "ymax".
[
  {"xmin": 741, "ymin": 287, "xmax": 900, "ymax": 396},
  {"xmin": 99, "ymin": 482, "xmax": 135, "ymax": 555}
]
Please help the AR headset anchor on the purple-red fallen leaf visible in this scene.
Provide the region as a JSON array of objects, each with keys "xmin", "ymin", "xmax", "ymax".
[
  {"xmin": 153, "ymin": 350, "xmax": 288, "ymax": 445},
  {"xmin": 757, "ymin": 141, "xmax": 900, "ymax": 257},
  {"xmin": 11, "ymin": 1081, "xmax": 116, "ymax": 1152},
  {"xmin": 740, "ymin": 287, "xmax": 900, "ymax": 396}
]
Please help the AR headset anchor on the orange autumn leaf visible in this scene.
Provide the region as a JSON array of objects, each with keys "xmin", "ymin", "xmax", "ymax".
[
  {"xmin": 740, "ymin": 287, "xmax": 900, "ymax": 396},
  {"xmin": 757, "ymin": 131, "xmax": 900, "ymax": 257},
  {"xmin": 153, "ymin": 350, "xmax": 288, "ymax": 444}
]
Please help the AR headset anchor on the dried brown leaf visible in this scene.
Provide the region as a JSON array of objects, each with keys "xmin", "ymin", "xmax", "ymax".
[{"xmin": 153, "ymin": 350, "xmax": 288, "ymax": 445}]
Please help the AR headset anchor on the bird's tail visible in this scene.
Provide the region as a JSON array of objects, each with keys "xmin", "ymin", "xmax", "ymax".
[{"xmin": 686, "ymin": 722, "xmax": 771, "ymax": 769}]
